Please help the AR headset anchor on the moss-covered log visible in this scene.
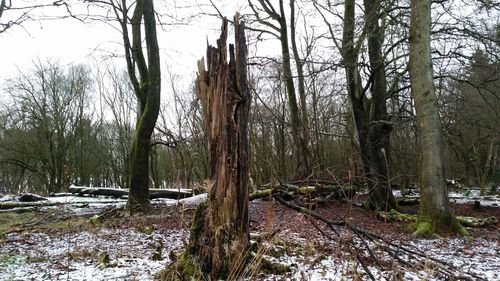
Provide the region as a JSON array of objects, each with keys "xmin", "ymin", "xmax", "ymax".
[
  {"xmin": 248, "ymin": 184, "xmax": 356, "ymax": 201},
  {"xmin": 396, "ymin": 197, "xmax": 420, "ymax": 205},
  {"xmin": 249, "ymin": 189, "xmax": 273, "ymax": 200},
  {"xmin": 456, "ymin": 216, "xmax": 498, "ymax": 227},
  {"xmin": 377, "ymin": 209, "xmax": 497, "ymax": 229},
  {"xmin": 0, "ymin": 201, "xmax": 61, "ymax": 210}
]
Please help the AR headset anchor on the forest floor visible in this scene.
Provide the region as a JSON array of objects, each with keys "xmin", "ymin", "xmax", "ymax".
[{"xmin": 0, "ymin": 189, "xmax": 499, "ymax": 281}]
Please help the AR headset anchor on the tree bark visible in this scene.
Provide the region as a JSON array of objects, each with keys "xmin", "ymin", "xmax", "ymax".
[
  {"xmin": 409, "ymin": 0, "xmax": 466, "ymax": 236},
  {"xmin": 171, "ymin": 15, "xmax": 251, "ymax": 279}
]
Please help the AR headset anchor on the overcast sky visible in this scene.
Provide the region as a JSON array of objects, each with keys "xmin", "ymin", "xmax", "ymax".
[{"xmin": 0, "ymin": 1, "xmax": 247, "ymax": 89}]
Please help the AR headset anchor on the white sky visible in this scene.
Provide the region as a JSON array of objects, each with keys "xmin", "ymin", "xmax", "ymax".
[{"xmin": 0, "ymin": 1, "xmax": 247, "ymax": 87}]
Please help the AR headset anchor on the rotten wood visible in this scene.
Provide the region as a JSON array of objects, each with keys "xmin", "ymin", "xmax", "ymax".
[{"xmin": 175, "ymin": 14, "xmax": 251, "ymax": 280}]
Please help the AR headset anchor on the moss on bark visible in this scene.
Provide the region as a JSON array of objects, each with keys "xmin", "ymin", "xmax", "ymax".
[
  {"xmin": 412, "ymin": 221, "xmax": 432, "ymax": 237},
  {"xmin": 160, "ymin": 251, "xmax": 202, "ymax": 280},
  {"xmin": 411, "ymin": 215, "xmax": 469, "ymax": 238}
]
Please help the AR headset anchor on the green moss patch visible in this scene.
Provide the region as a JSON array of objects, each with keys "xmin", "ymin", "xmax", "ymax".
[{"xmin": 412, "ymin": 221, "xmax": 432, "ymax": 237}]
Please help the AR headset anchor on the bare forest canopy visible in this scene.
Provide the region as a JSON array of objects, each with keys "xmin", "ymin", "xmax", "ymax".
[{"xmin": 0, "ymin": 0, "xmax": 499, "ymax": 196}]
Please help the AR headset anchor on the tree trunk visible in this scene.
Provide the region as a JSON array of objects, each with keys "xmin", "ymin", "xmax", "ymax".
[
  {"xmin": 121, "ymin": 0, "xmax": 161, "ymax": 213},
  {"xmin": 171, "ymin": 15, "xmax": 251, "ymax": 279},
  {"xmin": 409, "ymin": 0, "xmax": 466, "ymax": 236},
  {"xmin": 342, "ymin": 0, "xmax": 373, "ymax": 207},
  {"xmin": 268, "ymin": 0, "xmax": 311, "ymax": 178},
  {"xmin": 363, "ymin": 0, "xmax": 397, "ymax": 211},
  {"xmin": 290, "ymin": 0, "xmax": 311, "ymax": 174}
]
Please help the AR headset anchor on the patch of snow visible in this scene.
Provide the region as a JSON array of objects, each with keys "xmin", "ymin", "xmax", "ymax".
[
  {"xmin": 250, "ymin": 230, "xmax": 499, "ymax": 281},
  {"xmin": 392, "ymin": 189, "xmax": 402, "ymax": 198},
  {"xmin": 0, "ymin": 228, "xmax": 188, "ymax": 281},
  {"xmin": 449, "ymin": 191, "xmax": 500, "ymax": 207},
  {"xmin": 406, "ymin": 237, "xmax": 500, "ymax": 280}
]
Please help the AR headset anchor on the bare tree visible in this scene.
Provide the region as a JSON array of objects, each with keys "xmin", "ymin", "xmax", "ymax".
[
  {"xmin": 1, "ymin": 60, "xmax": 91, "ymax": 194},
  {"xmin": 314, "ymin": 0, "xmax": 397, "ymax": 210},
  {"xmin": 89, "ymin": 0, "xmax": 163, "ymax": 212},
  {"xmin": 0, "ymin": 0, "xmax": 72, "ymax": 34},
  {"xmin": 248, "ymin": 0, "xmax": 311, "ymax": 178}
]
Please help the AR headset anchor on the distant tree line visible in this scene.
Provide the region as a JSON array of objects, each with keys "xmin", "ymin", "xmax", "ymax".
[{"xmin": 0, "ymin": 0, "xmax": 498, "ymax": 211}]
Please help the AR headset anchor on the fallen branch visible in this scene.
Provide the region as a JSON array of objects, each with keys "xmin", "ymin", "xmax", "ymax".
[{"xmin": 273, "ymin": 193, "xmax": 487, "ymax": 280}]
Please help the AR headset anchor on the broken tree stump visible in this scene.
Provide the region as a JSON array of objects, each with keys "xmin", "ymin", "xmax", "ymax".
[{"xmin": 164, "ymin": 14, "xmax": 251, "ymax": 280}]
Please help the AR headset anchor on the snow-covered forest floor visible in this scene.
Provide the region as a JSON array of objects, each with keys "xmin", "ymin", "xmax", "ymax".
[{"xmin": 1, "ymin": 189, "xmax": 499, "ymax": 281}]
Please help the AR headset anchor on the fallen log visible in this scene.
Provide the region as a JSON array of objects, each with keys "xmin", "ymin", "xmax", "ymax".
[
  {"xmin": 18, "ymin": 193, "xmax": 47, "ymax": 202},
  {"xmin": 249, "ymin": 188, "xmax": 273, "ymax": 200},
  {"xmin": 396, "ymin": 197, "xmax": 420, "ymax": 205},
  {"xmin": 0, "ymin": 206, "xmax": 37, "ymax": 213},
  {"xmin": 377, "ymin": 209, "xmax": 498, "ymax": 227},
  {"xmin": 68, "ymin": 186, "xmax": 128, "ymax": 197},
  {"xmin": 68, "ymin": 186, "xmax": 192, "ymax": 199},
  {"xmin": 0, "ymin": 201, "xmax": 62, "ymax": 209},
  {"xmin": 250, "ymin": 184, "xmax": 356, "ymax": 201},
  {"xmin": 0, "ymin": 199, "xmax": 126, "ymax": 210},
  {"xmin": 149, "ymin": 189, "xmax": 192, "ymax": 199},
  {"xmin": 457, "ymin": 216, "xmax": 498, "ymax": 227}
]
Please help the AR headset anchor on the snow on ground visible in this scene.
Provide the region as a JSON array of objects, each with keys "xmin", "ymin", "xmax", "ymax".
[
  {"xmin": 1, "ymin": 190, "xmax": 499, "ymax": 280},
  {"xmin": 406, "ymin": 237, "xmax": 500, "ymax": 280},
  {"xmin": 392, "ymin": 188, "xmax": 500, "ymax": 207},
  {"xmin": 0, "ymin": 228, "xmax": 188, "ymax": 281},
  {"xmin": 1, "ymin": 224, "xmax": 499, "ymax": 280},
  {"xmin": 254, "ymin": 233, "xmax": 499, "ymax": 281},
  {"xmin": 449, "ymin": 190, "xmax": 500, "ymax": 207}
]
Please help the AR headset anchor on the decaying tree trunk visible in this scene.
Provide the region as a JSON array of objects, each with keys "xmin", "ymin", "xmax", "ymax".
[{"xmin": 165, "ymin": 15, "xmax": 251, "ymax": 280}]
